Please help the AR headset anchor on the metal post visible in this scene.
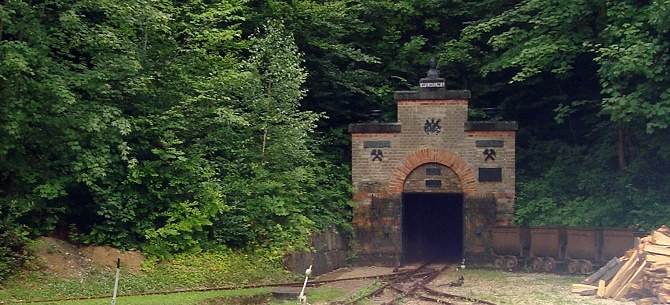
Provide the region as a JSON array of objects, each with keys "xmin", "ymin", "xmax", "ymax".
[
  {"xmin": 298, "ymin": 265, "xmax": 312, "ymax": 304},
  {"xmin": 111, "ymin": 258, "xmax": 120, "ymax": 305}
]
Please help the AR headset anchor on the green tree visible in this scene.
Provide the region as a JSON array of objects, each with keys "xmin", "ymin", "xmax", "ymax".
[
  {"xmin": 448, "ymin": 0, "xmax": 670, "ymax": 229},
  {"xmin": 1, "ymin": 1, "xmax": 352, "ymax": 261},
  {"xmin": 0, "ymin": 0, "xmax": 160, "ymax": 235}
]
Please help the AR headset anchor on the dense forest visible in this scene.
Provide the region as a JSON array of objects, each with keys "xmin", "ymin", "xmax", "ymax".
[{"xmin": 2, "ymin": 0, "xmax": 670, "ymax": 280}]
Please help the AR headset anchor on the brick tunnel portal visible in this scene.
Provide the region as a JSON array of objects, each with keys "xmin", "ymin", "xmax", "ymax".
[
  {"xmin": 349, "ymin": 66, "xmax": 518, "ymax": 266},
  {"xmin": 402, "ymin": 192, "xmax": 464, "ymax": 263}
]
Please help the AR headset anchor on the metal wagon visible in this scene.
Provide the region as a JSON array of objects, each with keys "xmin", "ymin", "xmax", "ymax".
[
  {"xmin": 528, "ymin": 227, "xmax": 566, "ymax": 272},
  {"xmin": 600, "ymin": 227, "xmax": 636, "ymax": 261},
  {"xmin": 565, "ymin": 227, "xmax": 600, "ymax": 274},
  {"xmin": 490, "ymin": 226, "xmax": 530, "ymax": 270}
]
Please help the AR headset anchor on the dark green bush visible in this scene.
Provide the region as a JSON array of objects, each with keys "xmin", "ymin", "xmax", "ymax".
[{"xmin": 0, "ymin": 226, "xmax": 31, "ymax": 283}]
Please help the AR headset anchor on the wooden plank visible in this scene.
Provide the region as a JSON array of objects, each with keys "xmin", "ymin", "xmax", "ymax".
[
  {"xmin": 628, "ymin": 282, "xmax": 643, "ymax": 292},
  {"xmin": 604, "ymin": 251, "xmax": 640, "ymax": 298},
  {"xmin": 659, "ymin": 282, "xmax": 670, "ymax": 292},
  {"xmin": 645, "ymin": 279, "xmax": 656, "ymax": 290},
  {"xmin": 645, "ymin": 253, "xmax": 670, "ymax": 263},
  {"xmin": 644, "ymin": 268, "xmax": 665, "ymax": 276},
  {"xmin": 614, "ymin": 259, "xmax": 647, "ymax": 300},
  {"xmin": 658, "ymin": 226, "xmax": 670, "ymax": 233},
  {"xmin": 635, "ymin": 236, "xmax": 640, "ymax": 250},
  {"xmin": 601, "ymin": 259, "xmax": 625, "ymax": 283},
  {"xmin": 584, "ymin": 257, "xmax": 620, "ymax": 284},
  {"xmin": 643, "ymin": 244, "xmax": 670, "ymax": 256},
  {"xmin": 652, "ymin": 231, "xmax": 670, "ymax": 246},
  {"xmin": 571, "ymin": 284, "xmax": 597, "ymax": 296},
  {"xmin": 597, "ymin": 279, "xmax": 606, "ymax": 297},
  {"xmin": 649, "ymin": 262, "xmax": 670, "ymax": 270},
  {"xmin": 659, "ymin": 293, "xmax": 670, "ymax": 304},
  {"xmin": 636, "ymin": 297, "xmax": 658, "ymax": 305}
]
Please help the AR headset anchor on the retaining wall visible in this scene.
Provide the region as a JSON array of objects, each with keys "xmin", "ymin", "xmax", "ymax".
[{"xmin": 283, "ymin": 227, "xmax": 349, "ymax": 276}]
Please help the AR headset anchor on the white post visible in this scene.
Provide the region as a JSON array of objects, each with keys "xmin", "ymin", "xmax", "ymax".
[
  {"xmin": 111, "ymin": 258, "xmax": 120, "ymax": 305},
  {"xmin": 298, "ymin": 265, "xmax": 312, "ymax": 304}
]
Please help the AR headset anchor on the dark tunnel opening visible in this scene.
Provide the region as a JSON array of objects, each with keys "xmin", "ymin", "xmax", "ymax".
[{"xmin": 402, "ymin": 192, "xmax": 463, "ymax": 263}]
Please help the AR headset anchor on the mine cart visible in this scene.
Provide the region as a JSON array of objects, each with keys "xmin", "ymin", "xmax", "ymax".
[
  {"xmin": 490, "ymin": 226, "xmax": 530, "ymax": 270},
  {"xmin": 565, "ymin": 227, "xmax": 601, "ymax": 274},
  {"xmin": 601, "ymin": 227, "xmax": 636, "ymax": 262},
  {"xmin": 528, "ymin": 227, "xmax": 567, "ymax": 272}
]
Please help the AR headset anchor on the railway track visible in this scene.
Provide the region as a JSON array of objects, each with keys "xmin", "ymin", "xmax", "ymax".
[
  {"xmin": 0, "ymin": 267, "xmax": 414, "ymax": 304},
  {"xmin": 336, "ymin": 262, "xmax": 498, "ymax": 305},
  {"xmin": 4, "ymin": 264, "xmax": 498, "ymax": 305}
]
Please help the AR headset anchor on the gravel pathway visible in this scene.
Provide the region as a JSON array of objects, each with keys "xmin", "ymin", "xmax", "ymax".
[{"xmin": 314, "ymin": 266, "xmax": 636, "ymax": 305}]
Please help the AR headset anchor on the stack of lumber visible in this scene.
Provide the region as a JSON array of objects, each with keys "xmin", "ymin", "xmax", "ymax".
[{"xmin": 572, "ymin": 225, "xmax": 670, "ymax": 304}]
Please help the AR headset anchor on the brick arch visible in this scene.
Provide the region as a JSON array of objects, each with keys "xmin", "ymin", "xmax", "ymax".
[{"xmin": 389, "ymin": 148, "xmax": 476, "ymax": 194}]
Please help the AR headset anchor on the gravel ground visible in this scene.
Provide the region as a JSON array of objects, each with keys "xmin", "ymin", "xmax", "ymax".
[
  {"xmin": 314, "ymin": 266, "xmax": 636, "ymax": 305},
  {"xmin": 427, "ymin": 267, "xmax": 635, "ymax": 305}
]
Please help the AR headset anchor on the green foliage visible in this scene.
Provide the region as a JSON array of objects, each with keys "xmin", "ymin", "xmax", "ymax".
[
  {"xmin": 447, "ymin": 0, "xmax": 670, "ymax": 229},
  {"xmin": 460, "ymin": 0, "xmax": 597, "ymax": 82},
  {"xmin": 137, "ymin": 251, "xmax": 294, "ymax": 289},
  {"xmin": 3, "ymin": 0, "xmax": 670, "ymax": 271},
  {"xmin": 0, "ymin": 1, "xmax": 352, "ymax": 261},
  {"xmin": 452, "ymin": 0, "xmax": 670, "ymax": 132},
  {"xmin": 0, "ymin": 226, "xmax": 31, "ymax": 283},
  {"xmin": 594, "ymin": 1, "xmax": 670, "ymax": 133},
  {"xmin": 0, "ymin": 250, "xmax": 293, "ymax": 302},
  {"xmin": 514, "ymin": 130, "xmax": 670, "ymax": 230}
]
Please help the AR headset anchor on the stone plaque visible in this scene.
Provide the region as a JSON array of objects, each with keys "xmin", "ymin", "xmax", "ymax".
[
  {"xmin": 478, "ymin": 168, "xmax": 502, "ymax": 182},
  {"xmin": 419, "ymin": 81, "xmax": 445, "ymax": 88},
  {"xmin": 426, "ymin": 168, "xmax": 441, "ymax": 176},
  {"xmin": 476, "ymin": 140, "xmax": 504, "ymax": 147},
  {"xmin": 425, "ymin": 180, "xmax": 442, "ymax": 188},
  {"xmin": 364, "ymin": 140, "xmax": 391, "ymax": 148}
]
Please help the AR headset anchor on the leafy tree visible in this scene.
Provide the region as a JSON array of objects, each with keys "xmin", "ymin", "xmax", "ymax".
[
  {"xmin": 0, "ymin": 0, "xmax": 160, "ymax": 236},
  {"xmin": 449, "ymin": 0, "xmax": 670, "ymax": 229},
  {"xmin": 1, "ymin": 0, "xmax": 352, "ymax": 261}
]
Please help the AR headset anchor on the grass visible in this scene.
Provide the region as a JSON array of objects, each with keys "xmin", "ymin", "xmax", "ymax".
[
  {"xmin": 3, "ymin": 244, "xmax": 624, "ymax": 305},
  {"xmin": 0, "ymin": 286, "xmax": 348, "ymax": 305},
  {"xmin": 0, "ymin": 243, "xmax": 345, "ymax": 305},
  {"xmin": 3, "ymin": 267, "xmax": 618, "ymax": 305},
  {"xmin": 1, "ymin": 288, "xmax": 271, "ymax": 305},
  {"xmin": 340, "ymin": 279, "xmax": 386, "ymax": 305},
  {"xmin": 0, "ymin": 250, "xmax": 299, "ymax": 304},
  {"xmin": 267, "ymin": 287, "xmax": 347, "ymax": 305}
]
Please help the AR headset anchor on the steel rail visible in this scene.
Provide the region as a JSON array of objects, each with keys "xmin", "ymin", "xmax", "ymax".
[
  {"xmin": 2, "ymin": 264, "xmax": 500, "ymax": 305},
  {"xmin": 381, "ymin": 263, "xmax": 450, "ymax": 305},
  {"xmin": 418, "ymin": 285, "xmax": 498, "ymax": 305},
  {"xmin": 337, "ymin": 262, "xmax": 500, "ymax": 305},
  {"xmin": 336, "ymin": 262, "xmax": 434, "ymax": 305}
]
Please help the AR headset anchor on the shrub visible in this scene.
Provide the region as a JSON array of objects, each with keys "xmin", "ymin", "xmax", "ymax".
[{"xmin": 0, "ymin": 226, "xmax": 31, "ymax": 283}]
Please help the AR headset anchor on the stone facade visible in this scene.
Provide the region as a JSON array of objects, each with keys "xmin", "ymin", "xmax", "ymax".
[{"xmin": 350, "ymin": 75, "xmax": 517, "ymax": 266}]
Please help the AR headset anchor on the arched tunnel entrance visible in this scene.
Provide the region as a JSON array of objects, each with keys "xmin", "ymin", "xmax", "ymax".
[
  {"xmin": 402, "ymin": 192, "xmax": 464, "ymax": 263},
  {"xmin": 348, "ymin": 71, "xmax": 518, "ymax": 267}
]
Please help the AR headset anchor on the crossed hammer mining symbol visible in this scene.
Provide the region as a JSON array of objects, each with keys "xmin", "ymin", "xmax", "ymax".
[
  {"xmin": 371, "ymin": 149, "xmax": 383, "ymax": 161},
  {"xmin": 483, "ymin": 149, "xmax": 496, "ymax": 161}
]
